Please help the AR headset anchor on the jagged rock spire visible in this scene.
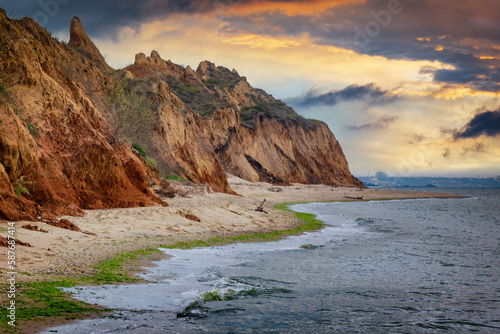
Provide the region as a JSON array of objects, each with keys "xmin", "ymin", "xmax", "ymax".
[{"xmin": 68, "ymin": 16, "xmax": 111, "ymax": 70}]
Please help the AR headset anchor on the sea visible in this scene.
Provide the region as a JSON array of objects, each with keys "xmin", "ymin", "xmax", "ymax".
[{"xmin": 41, "ymin": 188, "xmax": 500, "ymax": 333}]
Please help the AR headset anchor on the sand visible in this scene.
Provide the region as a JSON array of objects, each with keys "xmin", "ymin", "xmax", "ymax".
[{"xmin": 1, "ymin": 174, "xmax": 462, "ymax": 280}]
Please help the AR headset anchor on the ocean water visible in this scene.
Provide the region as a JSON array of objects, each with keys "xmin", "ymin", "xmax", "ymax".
[{"xmin": 42, "ymin": 188, "xmax": 500, "ymax": 333}]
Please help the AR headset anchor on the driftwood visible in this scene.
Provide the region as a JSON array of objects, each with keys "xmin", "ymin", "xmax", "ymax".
[
  {"xmin": 344, "ymin": 194, "xmax": 363, "ymax": 200},
  {"xmin": 255, "ymin": 199, "xmax": 268, "ymax": 213}
]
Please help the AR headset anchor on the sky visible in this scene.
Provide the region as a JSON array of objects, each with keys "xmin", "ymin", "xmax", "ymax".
[{"xmin": 3, "ymin": 0, "xmax": 500, "ymax": 177}]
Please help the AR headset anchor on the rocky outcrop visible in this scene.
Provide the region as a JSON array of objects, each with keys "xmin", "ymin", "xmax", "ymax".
[
  {"xmin": 0, "ymin": 9, "xmax": 163, "ymax": 221},
  {"xmin": 127, "ymin": 50, "xmax": 361, "ymax": 187},
  {"xmin": 68, "ymin": 16, "xmax": 111, "ymax": 71},
  {"xmin": 200, "ymin": 108, "xmax": 357, "ymax": 186}
]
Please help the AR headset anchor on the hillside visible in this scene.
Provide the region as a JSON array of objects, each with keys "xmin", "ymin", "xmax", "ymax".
[{"xmin": 0, "ymin": 10, "xmax": 362, "ymax": 221}]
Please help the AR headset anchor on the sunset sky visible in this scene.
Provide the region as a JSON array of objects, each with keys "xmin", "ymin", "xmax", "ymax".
[{"xmin": 5, "ymin": 0, "xmax": 500, "ymax": 177}]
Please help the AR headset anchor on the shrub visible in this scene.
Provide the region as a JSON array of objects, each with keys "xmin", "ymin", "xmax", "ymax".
[
  {"xmin": 108, "ymin": 80, "xmax": 155, "ymax": 147},
  {"xmin": 0, "ymin": 80, "xmax": 8, "ymax": 97},
  {"xmin": 132, "ymin": 143, "xmax": 147, "ymax": 157},
  {"xmin": 181, "ymin": 85, "xmax": 198, "ymax": 93},
  {"xmin": 27, "ymin": 123, "xmax": 38, "ymax": 135},
  {"xmin": 13, "ymin": 176, "xmax": 32, "ymax": 197},
  {"xmin": 146, "ymin": 157, "xmax": 157, "ymax": 167},
  {"xmin": 206, "ymin": 77, "xmax": 221, "ymax": 86}
]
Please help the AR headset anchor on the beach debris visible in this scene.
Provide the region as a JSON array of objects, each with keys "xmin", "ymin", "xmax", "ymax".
[
  {"xmin": 0, "ymin": 235, "xmax": 32, "ymax": 247},
  {"xmin": 344, "ymin": 194, "xmax": 363, "ymax": 200},
  {"xmin": 268, "ymin": 187, "xmax": 282, "ymax": 192},
  {"xmin": 255, "ymin": 199, "xmax": 268, "ymax": 214},
  {"xmin": 185, "ymin": 214, "xmax": 201, "ymax": 222},
  {"xmin": 44, "ymin": 218, "xmax": 82, "ymax": 232},
  {"xmin": 22, "ymin": 224, "xmax": 49, "ymax": 233},
  {"xmin": 300, "ymin": 244, "xmax": 318, "ymax": 250},
  {"xmin": 155, "ymin": 181, "xmax": 176, "ymax": 199}
]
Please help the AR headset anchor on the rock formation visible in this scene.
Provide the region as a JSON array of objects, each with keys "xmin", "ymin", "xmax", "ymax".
[
  {"xmin": 0, "ymin": 10, "xmax": 362, "ymax": 221},
  {"xmin": 67, "ymin": 15, "xmax": 111, "ymax": 71},
  {"xmin": 127, "ymin": 51, "xmax": 363, "ymax": 187},
  {"xmin": 0, "ymin": 10, "xmax": 163, "ymax": 221}
]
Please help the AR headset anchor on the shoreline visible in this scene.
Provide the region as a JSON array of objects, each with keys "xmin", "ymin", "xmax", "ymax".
[{"xmin": 0, "ymin": 175, "xmax": 464, "ymax": 333}]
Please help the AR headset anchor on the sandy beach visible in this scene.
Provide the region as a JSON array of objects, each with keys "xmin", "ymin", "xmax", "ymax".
[
  {"xmin": 0, "ymin": 175, "xmax": 467, "ymax": 333},
  {"xmin": 3, "ymin": 174, "xmax": 462, "ymax": 281}
]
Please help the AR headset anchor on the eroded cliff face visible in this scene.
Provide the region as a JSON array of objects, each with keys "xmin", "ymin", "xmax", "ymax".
[
  {"xmin": 200, "ymin": 108, "xmax": 357, "ymax": 186},
  {"xmin": 151, "ymin": 82, "xmax": 235, "ymax": 194},
  {"xmin": 0, "ymin": 9, "xmax": 163, "ymax": 221},
  {"xmin": 0, "ymin": 11, "xmax": 361, "ymax": 221},
  {"xmin": 127, "ymin": 51, "xmax": 361, "ymax": 187}
]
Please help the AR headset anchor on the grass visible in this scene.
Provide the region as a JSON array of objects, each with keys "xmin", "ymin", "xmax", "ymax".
[
  {"xmin": 16, "ymin": 281, "xmax": 96, "ymax": 318},
  {"xmin": 131, "ymin": 143, "xmax": 157, "ymax": 168},
  {"xmin": 163, "ymin": 203, "xmax": 325, "ymax": 250},
  {"xmin": 0, "ymin": 247, "xmax": 163, "ymax": 332},
  {"xmin": 132, "ymin": 143, "xmax": 147, "ymax": 158},
  {"xmin": 165, "ymin": 174, "xmax": 189, "ymax": 182},
  {"xmin": 27, "ymin": 123, "xmax": 38, "ymax": 135},
  {"xmin": 146, "ymin": 157, "xmax": 157, "ymax": 168},
  {"xmin": 181, "ymin": 85, "xmax": 198, "ymax": 93},
  {"xmin": 86, "ymin": 247, "xmax": 163, "ymax": 284},
  {"xmin": 0, "ymin": 279, "xmax": 106, "ymax": 333},
  {"xmin": 68, "ymin": 45, "xmax": 79, "ymax": 53},
  {"xmin": 32, "ymin": 47, "xmax": 39, "ymax": 59}
]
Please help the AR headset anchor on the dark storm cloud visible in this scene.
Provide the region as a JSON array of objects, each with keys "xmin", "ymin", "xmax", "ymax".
[
  {"xmin": 286, "ymin": 83, "xmax": 395, "ymax": 108},
  {"xmin": 454, "ymin": 110, "xmax": 500, "ymax": 139},
  {"xmin": 219, "ymin": 0, "xmax": 500, "ymax": 92},
  {"xmin": 4, "ymin": 0, "xmax": 500, "ymax": 91},
  {"xmin": 2, "ymin": 0, "xmax": 223, "ymax": 37}
]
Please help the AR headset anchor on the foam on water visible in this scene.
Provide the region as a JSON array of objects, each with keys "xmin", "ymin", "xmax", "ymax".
[{"xmin": 62, "ymin": 211, "xmax": 366, "ymax": 314}]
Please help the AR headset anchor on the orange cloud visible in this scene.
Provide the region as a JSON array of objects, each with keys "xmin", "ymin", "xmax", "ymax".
[
  {"xmin": 221, "ymin": 33, "xmax": 304, "ymax": 49},
  {"xmin": 220, "ymin": 0, "xmax": 363, "ymax": 17}
]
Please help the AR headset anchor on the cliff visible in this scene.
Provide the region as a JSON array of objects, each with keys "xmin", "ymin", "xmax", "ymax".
[
  {"xmin": 128, "ymin": 52, "xmax": 361, "ymax": 187},
  {"xmin": 0, "ymin": 9, "xmax": 164, "ymax": 221},
  {"xmin": 0, "ymin": 10, "xmax": 361, "ymax": 221}
]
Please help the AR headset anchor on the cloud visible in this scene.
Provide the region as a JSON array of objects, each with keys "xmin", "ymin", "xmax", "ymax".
[
  {"xmin": 461, "ymin": 143, "xmax": 487, "ymax": 156},
  {"xmin": 286, "ymin": 83, "xmax": 395, "ymax": 108},
  {"xmin": 454, "ymin": 110, "xmax": 500, "ymax": 139},
  {"xmin": 442, "ymin": 148, "xmax": 451, "ymax": 159},
  {"xmin": 347, "ymin": 115, "xmax": 398, "ymax": 131},
  {"xmin": 408, "ymin": 133, "xmax": 425, "ymax": 145},
  {"xmin": 7, "ymin": 0, "xmax": 221, "ymax": 37},
  {"xmin": 8, "ymin": 0, "xmax": 500, "ymax": 91},
  {"xmin": 218, "ymin": 0, "xmax": 500, "ymax": 92}
]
